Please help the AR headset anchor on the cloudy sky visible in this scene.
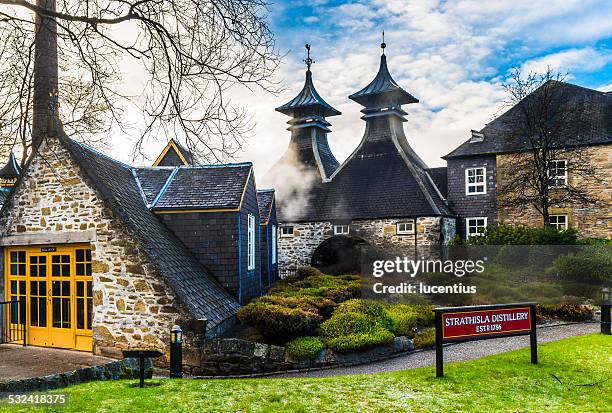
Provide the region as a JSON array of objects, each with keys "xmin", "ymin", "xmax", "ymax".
[{"xmin": 113, "ymin": 0, "xmax": 612, "ymax": 177}]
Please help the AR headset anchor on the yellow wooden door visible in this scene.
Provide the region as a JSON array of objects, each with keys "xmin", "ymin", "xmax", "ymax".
[
  {"xmin": 28, "ymin": 253, "xmax": 49, "ymax": 346},
  {"xmin": 48, "ymin": 252, "xmax": 74, "ymax": 348}
]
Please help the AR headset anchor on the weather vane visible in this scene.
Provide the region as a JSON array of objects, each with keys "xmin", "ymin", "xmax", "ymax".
[
  {"xmin": 381, "ymin": 30, "xmax": 386, "ymax": 55},
  {"xmin": 304, "ymin": 44, "xmax": 315, "ymax": 70}
]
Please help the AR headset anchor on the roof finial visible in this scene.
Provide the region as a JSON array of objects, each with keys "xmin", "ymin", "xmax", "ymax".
[
  {"xmin": 304, "ymin": 43, "xmax": 315, "ymax": 71},
  {"xmin": 381, "ymin": 31, "xmax": 386, "ymax": 55}
]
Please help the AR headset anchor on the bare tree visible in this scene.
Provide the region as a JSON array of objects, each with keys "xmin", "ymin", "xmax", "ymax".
[
  {"xmin": 497, "ymin": 68, "xmax": 600, "ymax": 227},
  {"xmin": 0, "ymin": 0, "xmax": 280, "ymax": 164}
]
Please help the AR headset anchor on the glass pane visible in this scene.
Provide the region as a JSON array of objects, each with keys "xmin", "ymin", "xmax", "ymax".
[
  {"xmin": 18, "ymin": 251, "xmax": 25, "ymax": 262},
  {"xmin": 52, "ymin": 265, "xmax": 60, "ymax": 277},
  {"xmin": 10, "ymin": 264, "xmax": 18, "ymax": 275},
  {"xmin": 61, "ymin": 281, "xmax": 70, "ymax": 297},
  {"xmin": 30, "ymin": 299, "xmax": 38, "ymax": 326},
  {"xmin": 52, "ymin": 256, "xmax": 60, "ymax": 264},
  {"xmin": 77, "ymin": 298, "xmax": 84, "ymax": 329},
  {"xmin": 87, "ymin": 298, "xmax": 93, "ymax": 330},
  {"xmin": 39, "ymin": 265, "xmax": 46, "ymax": 277},
  {"xmin": 62, "ymin": 299, "xmax": 70, "ymax": 327},
  {"xmin": 86, "ymin": 250, "xmax": 91, "ymax": 261},
  {"xmin": 19, "ymin": 264, "xmax": 26, "ymax": 275},
  {"xmin": 40, "ymin": 256, "xmax": 46, "ymax": 264},
  {"xmin": 87, "ymin": 281, "xmax": 92, "ymax": 297},
  {"xmin": 52, "ymin": 281, "xmax": 60, "ymax": 296},
  {"xmin": 52, "ymin": 298, "xmax": 61, "ymax": 327},
  {"xmin": 11, "ymin": 280, "xmax": 16, "ymax": 294},
  {"xmin": 39, "ymin": 299, "xmax": 46, "ymax": 327},
  {"xmin": 86, "ymin": 264, "xmax": 92, "ymax": 275},
  {"xmin": 30, "ymin": 281, "xmax": 38, "ymax": 295},
  {"xmin": 76, "ymin": 263, "xmax": 84, "ymax": 276},
  {"xmin": 62, "ymin": 264, "xmax": 70, "ymax": 276},
  {"xmin": 76, "ymin": 249, "xmax": 84, "ymax": 262},
  {"xmin": 10, "ymin": 251, "xmax": 17, "ymax": 262},
  {"xmin": 31, "ymin": 265, "xmax": 38, "ymax": 277},
  {"xmin": 77, "ymin": 281, "xmax": 84, "ymax": 297}
]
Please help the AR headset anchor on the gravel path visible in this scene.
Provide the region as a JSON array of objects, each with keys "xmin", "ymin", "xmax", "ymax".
[{"xmin": 266, "ymin": 323, "xmax": 599, "ymax": 379}]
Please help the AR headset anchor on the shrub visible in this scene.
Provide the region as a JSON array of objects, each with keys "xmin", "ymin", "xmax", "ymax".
[
  {"xmin": 386, "ymin": 304, "xmax": 435, "ymax": 336},
  {"xmin": 268, "ymin": 273, "xmax": 361, "ymax": 303},
  {"xmin": 257, "ymin": 295, "xmax": 337, "ymax": 318},
  {"xmin": 467, "ymin": 224, "xmax": 578, "ymax": 245},
  {"xmin": 285, "ymin": 336, "xmax": 325, "ymax": 360},
  {"xmin": 237, "ymin": 303, "xmax": 322, "ymax": 340},
  {"xmin": 537, "ymin": 303, "xmax": 594, "ymax": 322},
  {"xmin": 413, "ymin": 329, "xmax": 435, "ymax": 349},
  {"xmin": 550, "ymin": 247, "xmax": 611, "ymax": 284},
  {"xmin": 320, "ymin": 312, "xmax": 394, "ymax": 352},
  {"xmin": 295, "ymin": 266, "xmax": 323, "ymax": 280},
  {"xmin": 335, "ymin": 299, "xmax": 396, "ymax": 331}
]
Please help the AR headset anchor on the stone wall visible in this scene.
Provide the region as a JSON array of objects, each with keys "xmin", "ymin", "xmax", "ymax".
[
  {"xmin": 197, "ymin": 336, "xmax": 414, "ymax": 376},
  {"xmin": 497, "ymin": 145, "xmax": 612, "ymax": 238},
  {"xmin": 0, "ymin": 137, "xmax": 202, "ymax": 367},
  {"xmin": 278, "ymin": 217, "xmax": 448, "ymax": 267}
]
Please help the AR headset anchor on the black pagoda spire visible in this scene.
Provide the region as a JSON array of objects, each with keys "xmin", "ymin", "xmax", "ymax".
[{"xmin": 0, "ymin": 152, "xmax": 21, "ymax": 188}]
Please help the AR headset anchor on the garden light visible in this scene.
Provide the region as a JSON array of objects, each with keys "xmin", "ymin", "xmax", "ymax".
[
  {"xmin": 170, "ymin": 325, "xmax": 183, "ymax": 378},
  {"xmin": 602, "ymin": 288, "xmax": 611, "ymax": 335}
]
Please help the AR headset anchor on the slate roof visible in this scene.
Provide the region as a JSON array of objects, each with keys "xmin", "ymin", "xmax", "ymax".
[
  {"xmin": 444, "ymin": 81, "xmax": 612, "ymax": 159},
  {"xmin": 147, "ymin": 164, "xmax": 252, "ymax": 211},
  {"xmin": 276, "ymin": 70, "xmax": 341, "ymax": 118},
  {"xmin": 349, "ymin": 55, "xmax": 419, "ymax": 107},
  {"xmin": 426, "ymin": 167, "xmax": 448, "ymax": 199},
  {"xmin": 0, "ymin": 152, "xmax": 21, "ymax": 180},
  {"xmin": 133, "ymin": 168, "xmax": 174, "ymax": 206},
  {"xmin": 57, "ymin": 135, "xmax": 240, "ymax": 330},
  {"xmin": 257, "ymin": 189, "xmax": 275, "ymax": 223}
]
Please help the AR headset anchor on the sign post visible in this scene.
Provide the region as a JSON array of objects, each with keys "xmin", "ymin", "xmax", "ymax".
[{"xmin": 434, "ymin": 302, "xmax": 537, "ymax": 378}]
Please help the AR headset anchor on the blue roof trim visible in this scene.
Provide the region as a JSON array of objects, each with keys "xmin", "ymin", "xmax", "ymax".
[{"xmin": 151, "ymin": 166, "xmax": 179, "ymax": 208}]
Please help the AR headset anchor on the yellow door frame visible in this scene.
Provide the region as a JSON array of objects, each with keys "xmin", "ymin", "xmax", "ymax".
[{"xmin": 3, "ymin": 244, "xmax": 93, "ymax": 351}]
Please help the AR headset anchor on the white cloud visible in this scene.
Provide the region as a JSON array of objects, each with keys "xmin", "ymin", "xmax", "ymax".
[{"xmin": 520, "ymin": 48, "xmax": 612, "ymax": 75}]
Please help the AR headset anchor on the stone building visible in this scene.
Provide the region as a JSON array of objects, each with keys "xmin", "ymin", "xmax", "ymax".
[
  {"xmin": 0, "ymin": 128, "xmax": 276, "ymax": 369},
  {"xmin": 264, "ymin": 46, "xmax": 456, "ymax": 268},
  {"xmin": 444, "ymin": 81, "xmax": 612, "ymax": 239}
]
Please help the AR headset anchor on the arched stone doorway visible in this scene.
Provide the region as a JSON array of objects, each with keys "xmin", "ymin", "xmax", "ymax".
[{"xmin": 311, "ymin": 235, "xmax": 372, "ymax": 275}]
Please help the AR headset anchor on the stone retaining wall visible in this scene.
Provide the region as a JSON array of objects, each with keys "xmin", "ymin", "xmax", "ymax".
[
  {"xmin": 0, "ymin": 357, "xmax": 151, "ymax": 393},
  {"xmin": 195, "ymin": 336, "xmax": 414, "ymax": 376}
]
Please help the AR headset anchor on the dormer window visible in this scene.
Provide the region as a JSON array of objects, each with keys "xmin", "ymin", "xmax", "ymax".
[
  {"xmin": 334, "ymin": 225, "xmax": 350, "ymax": 235},
  {"xmin": 469, "ymin": 130, "xmax": 484, "ymax": 143},
  {"xmin": 280, "ymin": 226, "xmax": 294, "ymax": 238},
  {"xmin": 465, "ymin": 167, "xmax": 486, "ymax": 195},
  {"xmin": 548, "ymin": 160, "xmax": 567, "ymax": 188}
]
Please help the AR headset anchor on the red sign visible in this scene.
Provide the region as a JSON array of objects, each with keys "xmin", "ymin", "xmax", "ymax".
[{"xmin": 442, "ymin": 306, "xmax": 532, "ymax": 340}]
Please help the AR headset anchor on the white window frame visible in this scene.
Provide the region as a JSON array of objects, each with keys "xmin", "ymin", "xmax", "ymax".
[
  {"xmin": 247, "ymin": 214, "xmax": 255, "ymax": 271},
  {"xmin": 280, "ymin": 226, "xmax": 294, "ymax": 238},
  {"xmin": 271, "ymin": 224, "xmax": 277, "ymax": 265},
  {"xmin": 549, "ymin": 214, "xmax": 568, "ymax": 230},
  {"xmin": 548, "ymin": 159, "xmax": 567, "ymax": 188},
  {"xmin": 465, "ymin": 167, "xmax": 487, "ymax": 195},
  {"xmin": 466, "ymin": 217, "xmax": 487, "ymax": 238},
  {"xmin": 333, "ymin": 225, "xmax": 350, "ymax": 235},
  {"xmin": 396, "ymin": 222, "xmax": 414, "ymax": 235}
]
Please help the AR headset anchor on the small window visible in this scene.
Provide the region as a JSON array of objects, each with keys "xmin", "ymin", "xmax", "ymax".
[
  {"xmin": 247, "ymin": 214, "xmax": 255, "ymax": 271},
  {"xmin": 271, "ymin": 224, "xmax": 277, "ymax": 265},
  {"xmin": 396, "ymin": 222, "xmax": 414, "ymax": 235},
  {"xmin": 465, "ymin": 167, "xmax": 486, "ymax": 195},
  {"xmin": 280, "ymin": 226, "xmax": 294, "ymax": 238},
  {"xmin": 466, "ymin": 217, "xmax": 487, "ymax": 238},
  {"xmin": 548, "ymin": 160, "xmax": 567, "ymax": 188},
  {"xmin": 334, "ymin": 225, "xmax": 350, "ymax": 235},
  {"xmin": 549, "ymin": 214, "xmax": 568, "ymax": 230}
]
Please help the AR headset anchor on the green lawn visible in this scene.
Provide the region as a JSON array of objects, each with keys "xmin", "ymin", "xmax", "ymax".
[{"xmin": 2, "ymin": 334, "xmax": 611, "ymax": 413}]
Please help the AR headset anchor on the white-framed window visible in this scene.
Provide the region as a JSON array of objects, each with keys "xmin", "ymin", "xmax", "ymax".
[
  {"xmin": 271, "ymin": 224, "xmax": 277, "ymax": 265},
  {"xmin": 280, "ymin": 226, "xmax": 294, "ymax": 238},
  {"xmin": 334, "ymin": 225, "xmax": 350, "ymax": 235},
  {"xmin": 549, "ymin": 214, "xmax": 568, "ymax": 230},
  {"xmin": 396, "ymin": 222, "xmax": 414, "ymax": 235},
  {"xmin": 466, "ymin": 217, "xmax": 487, "ymax": 238},
  {"xmin": 548, "ymin": 159, "xmax": 567, "ymax": 188},
  {"xmin": 247, "ymin": 214, "xmax": 255, "ymax": 271},
  {"xmin": 465, "ymin": 167, "xmax": 486, "ymax": 195}
]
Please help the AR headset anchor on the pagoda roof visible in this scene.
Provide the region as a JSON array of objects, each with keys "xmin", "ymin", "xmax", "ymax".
[
  {"xmin": 0, "ymin": 152, "xmax": 21, "ymax": 179},
  {"xmin": 276, "ymin": 70, "xmax": 341, "ymax": 118},
  {"xmin": 349, "ymin": 54, "xmax": 418, "ymax": 107}
]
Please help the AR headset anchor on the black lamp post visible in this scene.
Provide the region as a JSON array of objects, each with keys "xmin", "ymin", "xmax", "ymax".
[
  {"xmin": 602, "ymin": 288, "xmax": 611, "ymax": 335},
  {"xmin": 170, "ymin": 325, "xmax": 183, "ymax": 378}
]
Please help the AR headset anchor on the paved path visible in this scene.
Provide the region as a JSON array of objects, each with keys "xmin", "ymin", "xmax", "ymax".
[
  {"xmin": 0, "ymin": 344, "xmax": 113, "ymax": 381},
  {"xmin": 267, "ymin": 323, "xmax": 599, "ymax": 379}
]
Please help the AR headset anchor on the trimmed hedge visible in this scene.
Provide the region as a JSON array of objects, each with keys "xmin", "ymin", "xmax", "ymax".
[
  {"xmin": 237, "ymin": 303, "xmax": 322, "ymax": 340},
  {"xmin": 285, "ymin": 336, "xmax": 325, "ymax": 360},
  {"xmin": 466, "ymin": 224, "xmax": 578, "ymax": 245},
  {"xmin": 413, "ymin": 329, "xmax": 435, "ymax": 349},
  {"xmin": 537, "ymin": 303, "xmax": 594, "ymax": 322},
  {"xmin": 320, "ymin": 312, "xmax": 394, "ymax": 352}
]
